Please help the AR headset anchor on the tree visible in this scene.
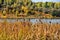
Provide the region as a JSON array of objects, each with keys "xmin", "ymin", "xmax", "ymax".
[
  {"xmin": 0, "ymin": 4, "xmax": 2, "ymax": 9},
  {"xmin": 51, "ymin": 2, "xmax": 55, "ymax": 8},
  {"xmin": 19, "ymin": 1, "xmax": 24, "ymax": 6},
  {"xmin": 11, "ymin": 0, "xmax": 15, "ymax": 4},
  {"xmin": 1, "ymin": 0, "xmax": 4, "ymax": 4},
  {"xmin": 45, "ymin": 2, "xmax": 49, "ymax": 8},
  {"xmin": 40, "ymin": 2, "xmax": 42, "ymax": 7}
]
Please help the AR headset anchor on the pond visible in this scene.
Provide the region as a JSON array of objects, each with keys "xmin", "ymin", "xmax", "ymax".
[{"xmin": 0, "ymin": 19, "xmax": 60, "ymax": 24}]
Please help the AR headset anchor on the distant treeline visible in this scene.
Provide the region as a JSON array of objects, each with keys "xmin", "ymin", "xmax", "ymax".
[
  {"xmin": 0, "ymin": 0, "xmax": 60, "ymax": 18},
  {"xmin": 0, "ymin": 0, "xmax": 60, "ymax": 8}
]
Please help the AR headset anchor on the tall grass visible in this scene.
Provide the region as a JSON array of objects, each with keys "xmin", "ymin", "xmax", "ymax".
[{"xmin": 0, "ymin": 21, "xmax": 60, "ymax": 40}]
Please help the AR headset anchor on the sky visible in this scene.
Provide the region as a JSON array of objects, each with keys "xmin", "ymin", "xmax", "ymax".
[{"xmin": 32, "ymin": 0, "xmax": 60, "ymax": 2}]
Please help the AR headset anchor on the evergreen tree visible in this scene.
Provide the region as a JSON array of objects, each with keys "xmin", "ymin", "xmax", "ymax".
[
  {"xmin": 51, "ymin": 2, "xmax": 55, "ymax": 8},
  {"xmin": 1, "ymin": 0, "xmax": 4, "ymax": 4},
  {"xmin": 45, "ymin": 2, "xmax": 49, "ymax": 8}
]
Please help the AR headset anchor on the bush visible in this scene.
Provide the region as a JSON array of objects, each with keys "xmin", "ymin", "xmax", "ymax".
[
  {"xmin": 52, "ymin": 10, "xmax": 60, "ymax": 17},
  {"xmin": 44, "ymin": 8, "xmax": 51, "ymax": 14},
  {"xmin": 27, "ymin": 11, "xmax": 35, "ymax": 16},
  {"xmin": 44, "ymin": 10, "xmax": 49, "ymax": 14},
  {"xmin": 38, "ymin": 8, "xmax": 43, "ymax": 12}
]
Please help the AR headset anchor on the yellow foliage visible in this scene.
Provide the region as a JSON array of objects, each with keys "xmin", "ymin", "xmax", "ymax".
[
  {"xmin": 13, "ymin": 3, "xmax": 17, "ymax": 7},
  {"xmin": 44, "ymin": 14, "xmax": 53, "ymax": 18},
  {"xmin": 2, "ymin": 16, "xmax": 7, "ymax": 18}
]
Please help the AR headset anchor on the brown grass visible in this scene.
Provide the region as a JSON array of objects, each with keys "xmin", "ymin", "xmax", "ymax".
[{"xmin": 0, "ymin": 21, "xmax": 60, "ymax": 40}]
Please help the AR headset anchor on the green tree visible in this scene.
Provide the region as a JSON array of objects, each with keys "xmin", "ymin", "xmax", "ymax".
[
  {"xmin": 52, "ymin": 10, "xmax": 60, "ymax": 17},
  {"xmin": 45, "ymin": 2, "xmax": 49, "ymax": 8},
  {"xmin": 40, "ymin": 2, "xmax": 42, "ymax": 7}
]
